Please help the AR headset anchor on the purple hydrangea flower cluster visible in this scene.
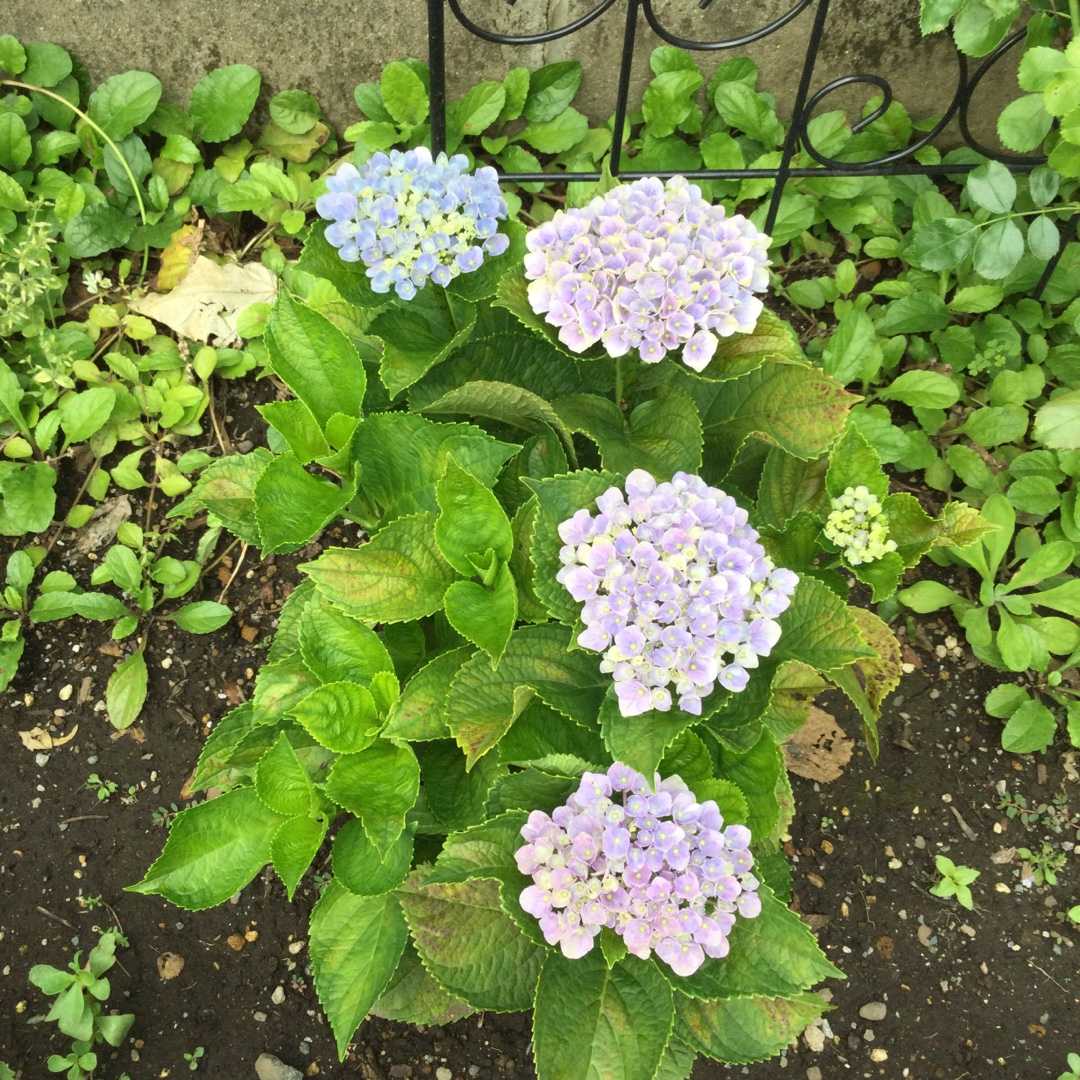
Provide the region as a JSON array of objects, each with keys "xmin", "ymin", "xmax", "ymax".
[
  {"xmin": 315, "ymin": 147, "xmax": 510, "ymax": 300},
  {"xmin": 522, "ymin": 176, "xmax": 770, "ymax": 370},
  {"xmin": 516, "ymin": 763, "xmax": 762, "ymax": 975},
  {"xmin": 557, "ymin": 470, "xmax": 798, "ymax": 718}
]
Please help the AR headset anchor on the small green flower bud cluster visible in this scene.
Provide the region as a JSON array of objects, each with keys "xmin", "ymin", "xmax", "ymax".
[{"xmin": 824, "ymin": 485, "xmax": 897, "ymax": 566}]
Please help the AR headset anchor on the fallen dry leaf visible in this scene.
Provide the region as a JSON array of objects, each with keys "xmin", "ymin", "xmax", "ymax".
[
  {"xmin": 783, "ymin": 706, "xmax": 854, "ymax": 783},
  {"xmin": 19, "ymin": 724, "xmax": 79, "ymax": 751},
  {"xmin": 74, "ymin": 495, "xmax": 132, "ymax": 554},
  {"xmin": 129, "ymin": 255, "xmax": 277, "ymax": 345},
  {"xmin": 156, "ymin": 952, "xmax": 185, "ymax": 980},
  {"xmin": 156, "ymin": 222, "xmax": 204, "ymax": 291}
]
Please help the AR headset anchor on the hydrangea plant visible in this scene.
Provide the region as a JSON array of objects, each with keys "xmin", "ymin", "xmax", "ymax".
[
  {"xmin": 824, "ymin": 485, "xmax": 898, "ymax": 566},
  {"xmin": 136, "ymin": 169, "xmax": 986, "ymax": 1073}
]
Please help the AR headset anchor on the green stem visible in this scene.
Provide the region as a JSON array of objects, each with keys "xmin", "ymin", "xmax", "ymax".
[
  {"xmin": 1070, "ymin": 0, "xmax": 1080, "ymax": 37},
  {"xmin": 614, "ymin": 357, "xmax": 624, "ymax": 411},
  {"xmin": 1, "ymin": 79, "xmax": 150, "ymax": 282}
]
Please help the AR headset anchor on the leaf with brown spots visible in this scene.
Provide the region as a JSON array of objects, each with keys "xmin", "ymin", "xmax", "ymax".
[{"xmin": 783, "ymin": 707, "xmax": 853, "ymax": 783}]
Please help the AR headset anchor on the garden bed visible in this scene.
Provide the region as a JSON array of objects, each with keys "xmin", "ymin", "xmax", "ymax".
[{"xmin": 2, "ymin": 546, "xmax": 1074, "ymax": 1077}]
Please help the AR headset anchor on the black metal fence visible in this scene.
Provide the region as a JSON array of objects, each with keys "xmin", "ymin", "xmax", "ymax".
[{"xmin": 425, "ymin": 0, "xmax": 1066, "ymax": 291}]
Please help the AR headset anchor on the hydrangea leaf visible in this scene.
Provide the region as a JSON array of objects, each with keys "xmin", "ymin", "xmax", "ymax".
[
  {"xmin": 252, "ymin": 650, "xmax": 320, "ymax": 724},
  {"xmin": 676, "ymin": 992, "xmax": 828, "ymax": 1064},
  {"xmin": 289, "ymin": 682, "xmax": 383, "ymax": 755},
  {"xmin": 257, "ymin": 399, "xmax": 331, "ymax": 464},
  {"xmin": 773, "ymin": 576, "xmax": 875, "ymax": 672},
  {"xmin": 826, "ymin": 426, "xmax": 888, "ymax": 500},
  {"xmin": 348, "ymin": 412, "xmax": 519, "ymax": 527},
  {"xmin": 684, "ymin": 310, "xmax": 803, "ymax": 382},
  {"xmin": 371, "ymin": 942, "xmax": 475, "ymax": 1026},
  {"xmin": 600, "ymin": 690, "xmax": 700, "ymax": 778},
  {"xmin": 523, "ymin": 469, "xmax": 622, "ymax": 624},
  {"xmin": 167, "ymin": 449, "xmax": 271, "ymax": 545},
  {"xmin": 309, "ymin": 882, "xmax": 408, "ymax": 1060},
  {"xmin": 253, "ymin": 454, "xmax": 356, "ymax": 555},
  {"xmin": 753, "ymin": 449, "xmax": 829, "ymax": 531},
  {"xmin": 484, "ymin": 769, "xmax": 577, "ymax": 817},
  {"xmin": 397, "ymin": 871, "xmax": 544, "ymax": 1011},
  {"xmin": 445, "ymin": 624, "xmax": 607, "ymax": 768},
  {"xmin": 690, "ymin": 362, "xmax": 857, "ymax": 460},
  {"xmin": 761, "ymin": 661, "xmax": 828, "ymax": 743},
  {"xmin": 301, "ymin": 513, "xmax": 457, "ymax": 626},
  {"xmin": 255, "ymin": 732, "xmax": 315, "ymax": 817},
  {"xmin": 419, "ymin": 379, "xmax": 578, "ymax": 466},
  {"xmin": 371, "ymin": 290, "xmax": 477, "ymax": 398},
  {"xmin": 333, "ymin": 818, "xmax": 414, "ymax": 896},
  {"xmin": 443, "ymin": 565, "xmax": 518, "ymax": 665},
  {"xmin": 714, "ymin": 729, "xmax": 788, "ymax": 850},
  {"xmin": 267, "ymin": 293, "xmax": 365, "ymax": 428},
  {"xmin": 127, "ymin": 788, "xmax": 283, "ymax": 910},
  {"xmin": 653, "ymin": 1035, "xmax": 699, "ymax": 1080},
  {"xmin": 271, "ymin": 814, "xmax": 328, "ymax": 900},
  {"xmin": 435, "ymin": 457, "xmax": 513, "ymax": 575},
  {"xmin": 324, "ymin": 741, "xmax": 421, "ymax": 852},
  {"xmin": 408, "ymin": 305, "xmax": 591, "ymax": 409},
  {"xmin": 382, "ymin": 646, "xmax": 474, "ymax": 741},
  {"xmin": 532, "ymin": 951, "xmax": 675, "ymax": 1080},
  {"xmin": 298, "ymin": 599, "xmax": 394, "ymax": 685},
  {"xmin": 447, "ymin": 220, "xmax": 528, "ymax": 303},
  {"xmin": 554, "ymin": 389, "xmax": 703, "ymax": 477},
  {"xmin": 420, "ymin": 740, "xmax": 507, "ymax": 832},
  {"xmin": 497, "ymin": 699, "xmax": 606, "ymax": 768},
  {"xmin": 668, "ymin": 884, "xmax": 841, "ymax": 1000},
  {"xmin": 297, "ymin": 222, "xmax": 386, "ymax": 310}
]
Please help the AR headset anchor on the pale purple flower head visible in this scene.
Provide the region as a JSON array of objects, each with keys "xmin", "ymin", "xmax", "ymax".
[
  {"xmin": 523, "ymin": 176, "xmax": 770, "ymax": 370},
  {"xmin": 515, "ymin": 764, "xmax": 762, "ymax": 975},
  {"xmin": 555, "ymin": 470, "xmax": 798, "ymax": 717},
  {"xmin": 315, "ymin": 147, "xmax": 509, "ymax": 300}
]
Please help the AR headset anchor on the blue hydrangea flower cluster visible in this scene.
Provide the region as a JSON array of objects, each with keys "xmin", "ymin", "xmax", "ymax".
[
  {"xmin": 516, "ymin": 763, "xmax": 762, "ymax": 975},
  {"xmin": 523, "ymin": 176, "xmax": 770, "ymax": 369},
  {"xmin": 557, "ymin": 470, "xmax": 798, "ymax": 717},
  {"xmin": 315, "ymin": 147, "xmax": 510, "ymax": 300}
]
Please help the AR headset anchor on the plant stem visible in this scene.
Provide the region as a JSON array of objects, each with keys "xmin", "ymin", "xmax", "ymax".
[
  {"xmin": 614, "ymin": 357, "xmax": 624, "ymax": 410},
  {"xmin": 1070, "ymin": 0, "xmax": 1080, "ymax": 37}
]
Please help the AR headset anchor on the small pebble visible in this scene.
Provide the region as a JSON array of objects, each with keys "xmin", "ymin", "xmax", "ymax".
[
  {"xmin": 807, "ymin": 1069, "xmax": 823, "ymax": 1080},
  {"xmin": 271, "ymin": 985, "xmax": 286, "ymax": 1005},
  {"xmin": 58, "ymin": 684, "xmax": 73, "ymax": 701},
  {"xmin": 253, "ymin": 1010, "xmax": 268, "ymax": 1023},
  {"xmin": 859, "ymin": 1002, "xmax": 887, "ymax": 1022},
  {"xmin": 804, "ymin": 1026, "xmax": 826, "ymax": 1052},
  {"xmin": 34, "ymin": 753, "xmax": 49, "ymax": 767},
  {"xmin": 870, "ymin": 1048, "xmax": 889, "ymax": 1063},
  {"xmin": 436, "ymin": 1069, "xmax": 453, "ymax": 1080},
  {"xmin": 254, "ymin": 1054, "xmax": 302, "ymax": 1080}
]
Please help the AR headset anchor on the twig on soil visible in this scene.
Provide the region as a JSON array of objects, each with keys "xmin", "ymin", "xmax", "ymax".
[
  {"xmin": 58, "ymin": 815, "xmax": 109, "ymax": 825},
  {"xmin": 217, "ymin": 542, "xmax": 249, "ymax": 603},
  {"xmin": 948, "ymin": 804, "xmax": 979, "ymax": 842},
  {"xmin": 207, "ymin": 380, "xmax": 232, "ymax": 455},
  {"xmin": 1028, "ymin": 961, "xmax": 1070, "ymax": 995},
  {"xmin": 36, "ymin": 905, "xmax": 76, "ymax": 930}
]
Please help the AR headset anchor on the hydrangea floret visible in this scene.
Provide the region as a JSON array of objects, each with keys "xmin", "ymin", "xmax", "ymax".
[
  {"xmin": 824, "ymin": 485, "xmax": 898, "ymax": 566},
  {"xmin": 315, "ymin": 147, "xmax": 510, "ymax": 300},
  {"xmin": 556, "ymin": 470, "xmax": 798, "ymax": 717},
  {"xmin": 522, "ymin": 175, "xmax": 770, "ymax": 369},
  {"xmin": 516, "ymin": 762, "xmax": 762, "ymax": 976}
]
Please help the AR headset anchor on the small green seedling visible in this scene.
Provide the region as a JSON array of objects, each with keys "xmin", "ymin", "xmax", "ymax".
[
  {"xmin": 29, "ymin": 930, "xmax": 135, "ymax": 1080},
  {"xmin": 1057, "ymin": 1052, "xmax": 1080, "ymax": 1080},
  {"xmin": 183, "ymin": 1046, "xmax": 205, "ymax": 1071},
  {"xmin": 930, "ymin": 855, "xmax": 980, "ymax": 910}
]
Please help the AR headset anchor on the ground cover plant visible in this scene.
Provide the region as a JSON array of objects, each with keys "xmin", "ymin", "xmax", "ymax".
[{"xmin": 0, "ymin": 7, "xmax": 1077, "ymax": 1078}]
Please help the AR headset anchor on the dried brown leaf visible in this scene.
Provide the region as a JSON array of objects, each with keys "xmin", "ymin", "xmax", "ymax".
[{"xmin": 783, "ymin": 706, "xmax": 853, "ymax": 783}]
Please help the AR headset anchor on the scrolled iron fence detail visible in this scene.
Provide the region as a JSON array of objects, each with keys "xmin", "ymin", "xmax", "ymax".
[{"xmin": 426, "ymin": 0, "xmax": 1068, "ymax": 291}]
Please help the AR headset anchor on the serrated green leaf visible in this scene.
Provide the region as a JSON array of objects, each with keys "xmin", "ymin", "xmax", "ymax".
[
  {"xmin": 128, "ymin": 788, "xmax": 283, "ymax": 909},
  {"xmin": 309, "ymin": 882, "xmax": 408, "ymax": 1059},
  {"xmin": 289, "ymin": 682, "xmax": 383, "ymax": 754},
  {"xmin": 382, "ymin": 646, "xmax": 473, "ymax": 741},
  {"xmin": 272, "ymin": 814, "xmax": 327, "ymax": 899},
  {"xmin": 333, "ymin": 817, "xmax": 414, "ymax": 895},
  {"xmin": 325, "ymin": 741, "xmax": 420, "ymax": 850},
  {"xmin": 256, "ymin": 731, "xmax": 315, "ymax": 816}
]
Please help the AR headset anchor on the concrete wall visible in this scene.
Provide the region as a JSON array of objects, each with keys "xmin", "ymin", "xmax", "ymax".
[{"xmin": 4, "ymin": 1, "xmax": 1016, "ymax": 144}]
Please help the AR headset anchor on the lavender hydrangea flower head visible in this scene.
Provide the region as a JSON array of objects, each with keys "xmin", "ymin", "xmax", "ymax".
[
  {"xmin": 523, "ymin": 176, "xmax": 770, "ymax": 369},
  {"xmin": 556, "ymin": 470, "xmax": 798, "ymax": 717},
  {"xmin": 315, "ymin": 147, "xmax": 510, "ymax": 300},
  {"xmin": 516, "ymin": 763, "xmax": 762, "ymax": 975}
]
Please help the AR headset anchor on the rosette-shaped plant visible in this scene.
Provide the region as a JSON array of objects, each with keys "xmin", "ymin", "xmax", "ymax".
[
  {"xmin": 824, "ymin": 485, "xmax": 898, "ymax": 565},
  {"xmin": 522, "ymin": 175, "xmax": 769, "ymax": 368},
  {"xmin": 556, "ymin": 469, "xmax": 798, "ymax": 716},
  {"xmin": 516, "ymin": 763, "xmax": 761, "ymax": 975},
  {"xmin": 315, "ymin": 147, "xmax": 509, "ymax": 299}
]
